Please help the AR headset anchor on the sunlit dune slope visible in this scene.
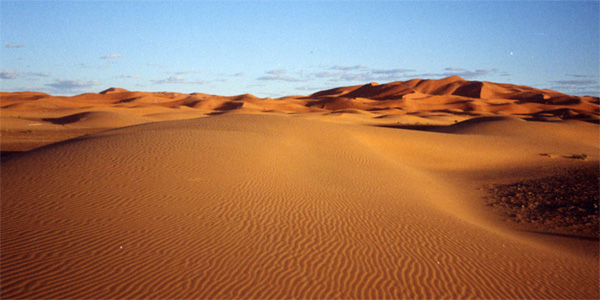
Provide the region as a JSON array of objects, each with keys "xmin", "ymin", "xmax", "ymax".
[
  {"xmin": 1, "ymin": 113, "xmax": 598, "ymax": 299},
  {"xmin": 1, "ymin": 77, "xmax": 599, "ymax": 298}
]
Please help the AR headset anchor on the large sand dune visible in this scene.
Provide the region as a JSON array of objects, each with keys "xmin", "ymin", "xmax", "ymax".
[
  {"xmin": 1, "ymin": 76, "xmax": 598, "ymax": 152},
  {"xmin": 1, "ymin": 77, "xmax": 599, "ymax": 298}
]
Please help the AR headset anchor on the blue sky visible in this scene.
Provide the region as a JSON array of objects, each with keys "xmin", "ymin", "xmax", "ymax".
[{"xmin": 1, "ymin": 1, "xmax": 598, "ymax": 97}]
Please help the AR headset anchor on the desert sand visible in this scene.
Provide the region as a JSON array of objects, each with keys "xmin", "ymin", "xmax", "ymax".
[{"xmin": 1, "ymin": 76, "xmax": 599, "ymax": 299}]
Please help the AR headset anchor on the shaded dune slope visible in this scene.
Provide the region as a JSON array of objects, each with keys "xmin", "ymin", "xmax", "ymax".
[{"xmin": 1, "ymin": 114, "xmax": 598, "ymax": 299}]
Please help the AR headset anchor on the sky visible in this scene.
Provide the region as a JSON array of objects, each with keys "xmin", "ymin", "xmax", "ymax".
[{"xmin": 1, "ymin": 1, "xmax": 598, "ymax": 97}]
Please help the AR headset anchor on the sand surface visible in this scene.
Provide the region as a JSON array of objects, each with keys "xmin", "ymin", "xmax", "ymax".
[{"xmin": 1, "ymin": 77, "xmax": 599, "ymax": 299}]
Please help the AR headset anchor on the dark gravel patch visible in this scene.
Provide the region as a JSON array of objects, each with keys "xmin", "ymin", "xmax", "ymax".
[{"xmin": 485, "ymin": 165, "xmax": 599, "ymax": 238}]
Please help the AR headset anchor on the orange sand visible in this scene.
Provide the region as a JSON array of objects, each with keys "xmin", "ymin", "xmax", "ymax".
[{"xmin": 1, "ymin": 77, "xmax": 598, "ymax": 299}]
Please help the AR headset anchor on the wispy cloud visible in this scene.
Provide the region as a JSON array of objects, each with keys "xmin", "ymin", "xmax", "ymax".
[
  {"xmin": 257, "ymin": 69, "xmax": 306, "ymax": 82},
  {"xmin": 454, "ymin": 69, "xmax": 499, "ymax": 78},
  {"xmin": 152, "ymin": 75, "xmax": 206, "ymax": 84},
  {"xmin": 314, "ymin": 71, "xmax": 341, "ymax": 78},
  {"xmin": 371, "ymin": 68, "xmax": 415, "ymax": 75},
  {"xmin": 115, "ymin": 74, "xmax": 141, "ymax": 79},
  {"xmin": 550, "ymin": 80, "xmax": 597, "ymax": 85},
  {"xmin": 331, "ymin": 65, "xmax": 367, "ymax": 71},
  {"xmin": 313, "ymin": 72, "xmax": 377, "ymax": 83},
  {"xmin": 5, "ymin": 86, "xmax": 50, "ymax": 93},
  {"xmin": 565, "ymin": 74, "xmax": 596, "ymax": 79},
  {"xmin": 25, "ymin": 72, "xmax": 50, "ymax": 77},
  {"xmin": 0, "ymin": 70, "xmax": 18, "ymax": 79},
  {"xmin": 45, "ymin": 79, "xmax": 100, "ymax": 92},
  {"xmin": 257, "ymin": 75, "xmax": 306, "ymax": 82},
  {"xmin": 101, "ymin": 53, "xmax": 122, "ymax": 59},
  {"xmin": 166, "ymin": 70, "xmax": 202, "ymax": 75},
  {"xmin": 5, "ymin": 43, "xmax": 24, "ymax": 48},
  {"xmin": 214, "ymin": 72, "xmax": 245, "ymax": 78},
  {"xmin": 295, "ymin": 85, "xmax": 330, "ymax": 92},
  {"xmin": 444, "ymin": 67, "xmax": 465, "ymax": 71},
  {"xmin": 0, "ymin": 70, "xmax": 50, "ymax": 80},
  {"xmin": 340, "ymin": 73, "xmax": 377, "ymax": 81},
  {"xmin": 311, "ymin": 66, "xmax": 414, "ymax": 83},
  {"xmin": 147, "ymin": 63, "xmax": 166, "ymax": 68},
  {"xmin": 266, "ymin": 69, "xmax": 287, "ymax": 75},
  {"xmin": 412, "ymin": 68, "xmax": 507, "ymax": 79},
  {"xmin": 549, "ymin": 78, "xmax": 600, "ymax": 96}
]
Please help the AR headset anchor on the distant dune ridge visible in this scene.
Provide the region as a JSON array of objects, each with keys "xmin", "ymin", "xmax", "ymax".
[
  {"xmin": 1, "ymin": 77, "xmax": 599, "ymax": 298},
  {"xmin": 1, "ymin": 76, "xmax": 597, "ymax": 152},
  {"xmin": 1, "ymin": 75, "xmax": 598, "ymax": 120}
]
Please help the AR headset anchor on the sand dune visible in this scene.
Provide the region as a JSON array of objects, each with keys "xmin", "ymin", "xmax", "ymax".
[
  {"xmin": 3, "ymin": 76, "xmax": 597, "ymax": 119},
  {"xmin": 1, "ymin": 78, "xmax": 599, "ymax": 298},
  {"xmin": 1, "ymin": 75, "xmax": 589, "ymax": 153}
]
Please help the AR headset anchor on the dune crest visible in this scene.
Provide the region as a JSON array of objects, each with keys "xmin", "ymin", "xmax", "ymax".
[{"xmin": 99, "ymin": 87, "xmax": 131, "ymax": 94}]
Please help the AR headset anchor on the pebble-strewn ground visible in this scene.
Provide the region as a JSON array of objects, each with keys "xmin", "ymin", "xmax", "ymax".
[{"xmin": 486, "ymin": 164, "xmax": 599, "ymax": 238}]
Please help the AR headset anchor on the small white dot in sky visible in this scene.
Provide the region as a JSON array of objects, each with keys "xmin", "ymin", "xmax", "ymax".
[{"xmin": 510, "ymin": 52, "xmax": 514, "ymax": 55}]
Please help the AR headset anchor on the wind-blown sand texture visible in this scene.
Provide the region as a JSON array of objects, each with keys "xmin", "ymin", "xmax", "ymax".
[{"xmin": 1, "ymin": 77, "xmax": 599, "ymax": 299}]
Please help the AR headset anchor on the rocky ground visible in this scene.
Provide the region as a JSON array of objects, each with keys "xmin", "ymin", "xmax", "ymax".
[{"xmin": 486, "ymin": 164, "xmax": 599, "ymax": 238}]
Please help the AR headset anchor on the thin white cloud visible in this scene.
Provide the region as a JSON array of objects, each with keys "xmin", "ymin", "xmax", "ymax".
[
  {"xmin": 257, "ymin": 69, "xmax": 305, "ymax": 82},
  {"xmin": 311, "ymin": 65, "xmax": 416, "ymax": 83},
  {"xmin": 5, "ymin": 43, "xmax": 24, "ymax": 48},
  {"xmin": 45, "ymin": 79, "xmax": 100, "ymax": 92},
  {"xmin": 151, "ymin": 75, "xmax": 206, "ymax": 84},
  {"xmin": 444, "ymin": 67, "xmax": 465, "ymax": 71},
  {"xmin": 147, "ymin": 63, "xmax": 165, "ymax": 68},
  {"xmin": 166, "ymin": 70, "xmax": 202, "ymax": 75},
  {"xmin": 314, "ymin": 71, "xmax": 341, "ymax": 78},
  {"xmin": 266, "ymin": 69, "xmax": 287, "ymax": 75},
  {"xmin": 412, "ymin": 68, "xmax": 506, "ymax": 79},
  {"xmin": 246, "ymin": 83, "xmax": 266, "ymax": 88},
  {"xmin": 115, "ymin": 74, "xmax": 141, "ymax": 79},
  {"xmin": 340, "ymin": 73, "xmax": 376, "ymax": 81},
  {"xmin": 154, "ymin": 76, "xmax": 186, "ymax": 84},
  {"xmin": 25, "ymin": 72, "xmax": 50, "ymax": 77},
  {"xmin": 257, "ymin": 74, "xmax": 305, "ymax": 82},
  {"xmin": 0, "ymin": 70, "xmax": 18, "ymax": 79},
  {"xmin": 295, "ymin": 85, "xmax": 330, "ymax": 92},
  {"xmin": 549, "ymin": 79, "xmax": 599, "ymax": 96},
  {"xmin": 565, "ymin": 74, "xmax": 597, "ymax": 79},
  {"xmin": 311, "ymin": 66, "xmax": 411, "ymax": 83},
  {"xmin": 331, "ymin": 65, "xmax": 367, "ymax": 71},
  {"xmin": 371, "ymin": 68, "xmax": 415, "ymax": 75},
  {"xmin": 551, "ymin": 80, "xmax": 597, "ymax": 85},
  {"xmin": 5, "ymin": 86, "xmax": 50, "ymax": 93},
  {"xmin": 215, "ymin": 72, "xmax": 246, "ymax": 78},
  {"xmin": 0, "ymin": 70, "xmax": 50, "ymax": 80},
  {"xmin": 100, "ymin": 53, "xmax": 122, "ymax": 59},
  {"xmin": 549, "ymin": 79, "xmax": 600, "ymax": 96}
]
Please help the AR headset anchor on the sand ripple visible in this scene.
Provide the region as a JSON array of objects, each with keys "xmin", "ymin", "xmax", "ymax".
[{"xmin": 2, "ymin": 114, "xmax": 598, "ymax": 299}]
